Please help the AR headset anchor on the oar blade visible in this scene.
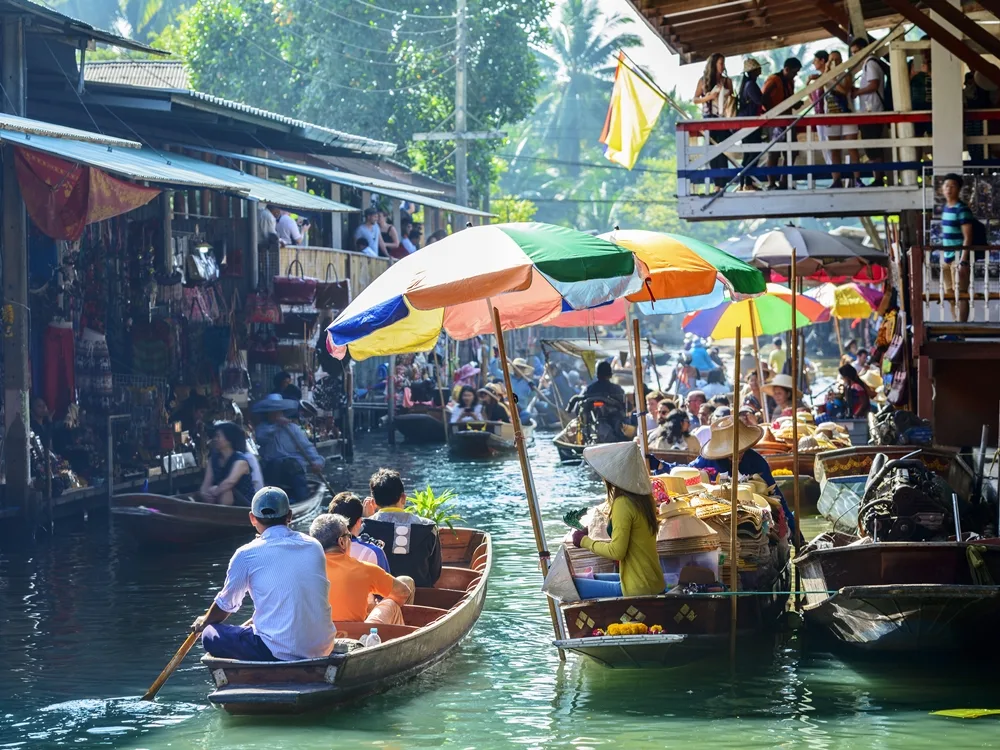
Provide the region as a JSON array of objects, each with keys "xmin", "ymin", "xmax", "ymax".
[{"xmin": 931, "ymin": 709, "xmax": 1000, "ymax": 719}]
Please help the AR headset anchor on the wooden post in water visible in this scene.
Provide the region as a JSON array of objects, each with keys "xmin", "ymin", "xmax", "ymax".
[
  {"xmin": 730, "ymin": 325, "xmax": 743, "ymax": 655},
  {"xmin": 630, "ymin": 316, "xmax": 650, "ymax": 455},
  {"xmin": 749, "ymin": 312, "xmax": 769, "ymax": 423},
  {"xmin": 790, "ymin": 250, "xmax": 802, "ymax": 606},
  {"xmin": 387, "ymin": 354, "xmax": 396, "ymax": 446},
  {"xmin": 437, "ymin": 338, "xmax": 451, "ymax": 445},
  {"xmin": 490, "ymin": 303, "xmax": 566, "ymax": 660}
]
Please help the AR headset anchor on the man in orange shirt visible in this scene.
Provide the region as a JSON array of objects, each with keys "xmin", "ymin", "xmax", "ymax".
[
  {"xmin": 310, "ymin": 513, "xmax": 414, "ymax": 626},
  {"xmin": 760, "ymin": 57, "xmax": 802, "ymax": 189}
]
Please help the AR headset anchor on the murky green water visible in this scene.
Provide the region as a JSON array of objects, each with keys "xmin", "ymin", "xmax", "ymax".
[{"xmin": 2, "ymin": 434, "xmax": 999, "ymax": 749}]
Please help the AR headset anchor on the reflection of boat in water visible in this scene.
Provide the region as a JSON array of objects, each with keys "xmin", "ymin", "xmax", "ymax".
[
  {"xmin": 449, "ymin": 420, "xmax": 535, "ymax": 458},
  {"xmin": 394, "ymin": 405, "xmax": 446, "ymax": 444},
  {"xmin": 797, "ymin": 533, "xmax": 1000, "ymax": 652},
  {"xmin": 111, "ymin": 481, "xmax": 325, "ymax": 545},
  {"xmin": 814, "ymin": 445, "xmax": 970, "ymax": 532},
  {"xmin": 203, "ymin": 528, "xmax": 491, "ymax": 714}
]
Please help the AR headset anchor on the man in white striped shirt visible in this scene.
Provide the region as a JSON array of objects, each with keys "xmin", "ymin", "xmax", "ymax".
[{"xmin": 191, "ymin": 487, "xmax": 336, "ymax": 661}]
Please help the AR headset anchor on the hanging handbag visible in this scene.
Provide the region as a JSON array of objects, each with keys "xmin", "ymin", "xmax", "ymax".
[
  {"xmin": 275, "ymin": 310, "xmax": 320, "ymax": 340},
  {"xmin": 245, "ymin": 288, "xmax": 282, "ymax": 325},
  {"xmin": 273, "ymin": 258, "xmax": 318, "ymax": 305},
  {"xmin": 315, "ymin": 263, "xmax": 352, "ymax": 310},
  {"xmin": 887, "ymin": 367, "xmax": 909, "ymax": 407},
  {"xmin": 185, "ymin": 243, "xmax": 220, "ymax": 285},
  {"xmin": 277, "ymin": 342, "xmax": 310, "ymax": 373},
  {"xmin": 248, "ymin": 332, "xmax": 279, "ymax": 365},
  {"xmin": 884, "ymin": 332, "xmax": 905, "ymax": 363}
]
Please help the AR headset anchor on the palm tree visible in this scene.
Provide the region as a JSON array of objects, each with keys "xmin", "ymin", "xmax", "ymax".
[
  {"xmin": 49, "ymin": 0, "xmax": 187, "ymax": 43},
  {"xmin": 532, "ymin": 0, "xmax": 641, "ymax": 176}
]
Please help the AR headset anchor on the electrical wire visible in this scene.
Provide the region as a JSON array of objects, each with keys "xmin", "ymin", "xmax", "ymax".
[
  {"xmin": 498, "ymin": 152, "xmax": 676, "ymax": 174},
  {"xmin": 345, "ymin": 0, "xmax": 457, "ymax": 20},
  {"xmin": 43, "ymin": 41, "xmax": 105, "ymax": 137},
  {"xmin": 278, "ymin": 22, "xmax": 454, "ymax": 68},
  {"xmin": 295, "ymin": 0, "xmax": 456, "ymax": 35}
]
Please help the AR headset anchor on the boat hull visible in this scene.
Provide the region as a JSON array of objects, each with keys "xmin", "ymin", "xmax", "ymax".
[
  {"xmin": 111, "ymin": 484, "xmax": 324, "ymax": 545},
  {"xmin": 796, "ymin": 536, "xmax": 1000, "ymax": 651},
  {"xmin": 202, "ymin": 529, "xmax": 491, "ymax": 714},
  {"xmin": 449, "ymin": 421, "xmax": 534, "ymax": 457},
  {"xmin": 394, "ymin": 410, "xmax": 446, "ymax": 444}
]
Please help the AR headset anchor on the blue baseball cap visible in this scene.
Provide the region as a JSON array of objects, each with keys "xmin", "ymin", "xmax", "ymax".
[{"xmin": 251, "ymin": 487, "xmax": 290, "ymax": 519}]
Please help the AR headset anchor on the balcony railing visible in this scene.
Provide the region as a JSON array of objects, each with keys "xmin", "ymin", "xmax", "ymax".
[
  {"xmin": 675, "ymin": 110, "xmax": 1000, "ymax": 221},
  {"xmin": 910, "ymin": 245, "xmax": 1000, "ymax": 325}
]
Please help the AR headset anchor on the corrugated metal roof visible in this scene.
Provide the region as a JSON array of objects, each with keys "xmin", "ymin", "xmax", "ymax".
[
  {"xmin": 162, "ymin": 151, "xmax": 357, "ymax": 213},
  {"xmin": 0, "ymin": 130, "xmax": 246, "ymax": 191},
  {"xmin": 312, "ymin": 154, "xmax": 455, "ymax": 196},
  {"xmin": 0, "ymin": 113, "xmax": 139, "ymax": 148},
  {"xmin": 174, "ymin": 91, "xmax": 397, "ymax": 157},
  {"xmin": 189, "ymin": 148, "xmax": 494, "ymax": 216},
  {"xmin": 12, "ymin": 0, "xmax": 165, "ymax": 55},
  {"xmin": 84, "ymin": 60, "xmax": 191, "ymax": 90}
]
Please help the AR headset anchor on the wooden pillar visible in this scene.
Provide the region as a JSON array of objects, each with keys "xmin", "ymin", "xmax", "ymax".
[
  {"xmin": 931, "ymin": 0, "xmax": 965, "ymax": 172},
  {"xmin": 2, "ymin": 16, "xmax": 29, "ymax": 514},
  {"xmin": 330, "ymin": 183, "xmax": 343, "ymax": 249},
  {"xmin": 890, "ymin": 42, "xmax": 917, "ymax": 186},
  {"xmin": 846, "ymin": 0, "xmax": 866, "ymax": 38},
  {"xmin": 160, "ymin": 190, "xmax": 173, "ymax": 272},
  {"xmin": 247, "ymin": 198, "xmax": 259, "ymax": 289}
]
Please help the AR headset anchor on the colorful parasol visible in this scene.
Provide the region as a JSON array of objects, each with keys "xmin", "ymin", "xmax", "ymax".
[
  {"xmin": 806, "ymin": 282, "xmax": 883, "ymax": 319},
  {"xmin": 681, "ymin": 283, "xmax": 830, "ymax": 339},
  {"xmin": 327, "ymin": 222, "xmax": 644, "ymax": 360},
  {"xmin": 751, "ymin": 226, "xmax": 889, "ymax": 278}
]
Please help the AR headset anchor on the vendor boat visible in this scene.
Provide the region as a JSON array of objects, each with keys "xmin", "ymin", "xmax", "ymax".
[
  {"xmin": 814, "ymin": 445, "xmax": 970, "ymax": 532},
  {"xmin": 796, "ymin": 532, "xmax": 1000, "ymax": 651},
  {"xmin": 394, "ymin": 405, "xmax": 447, "ymax": 444},
  {"xmin": 449, "ymin": 419, "xmax": 534, "ymax": 458},
  {"xmin": 553, "ymin": 423, "xmax": 585, "ymax": 464},
  {"xmin": 202, "ymin": 528, "xmax": 491, "ymax": 714},
  {"xmin": 111, "ymin": 480, "xmax": 325, "ymax": 545}
]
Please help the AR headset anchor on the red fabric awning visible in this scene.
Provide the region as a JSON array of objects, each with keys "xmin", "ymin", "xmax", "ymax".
[{"xmin": 15, "ymin": 147, "xmax": 160, "ymax": 240}]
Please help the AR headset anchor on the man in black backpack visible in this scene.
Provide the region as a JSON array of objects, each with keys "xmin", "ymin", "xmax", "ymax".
[
  {"xmin": 850, "ymin": 38, "xmax": 891, "ymax": 186},
  {"xmin": 737, "ymin": 57, "xmax": 765, "ymax": 191}
]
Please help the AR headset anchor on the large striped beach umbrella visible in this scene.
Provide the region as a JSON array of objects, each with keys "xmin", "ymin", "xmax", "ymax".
[{"xmin": 327, "ymin": 222, "xmax": 645, "ymax": 360}]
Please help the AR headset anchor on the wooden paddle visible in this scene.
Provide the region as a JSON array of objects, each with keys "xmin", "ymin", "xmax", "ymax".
[
  {"xmin": 142, "ymin": 609, "xmax": 210, "ymax": 701},
  {"xmin": 931, "ymin": 709, "xmax": 1000, "ymax": 719}
]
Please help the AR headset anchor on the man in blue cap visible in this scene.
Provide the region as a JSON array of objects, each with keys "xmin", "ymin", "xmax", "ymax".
[
  {"xmin": 191, "ymin": 487, "xmax": 336, "ymax": 661},
  {"xmin": 252, "ymin": 393, "xmax": 324, "ymax": 502}
]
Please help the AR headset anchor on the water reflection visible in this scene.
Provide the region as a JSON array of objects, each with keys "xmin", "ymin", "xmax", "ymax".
[{"xmin": 1, "ymin": 432, "xmax": 999, "ymax": 749}]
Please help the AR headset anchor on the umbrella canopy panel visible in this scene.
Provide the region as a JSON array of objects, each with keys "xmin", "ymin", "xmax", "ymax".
[
  {"xmin": 682, "ymin": 283, "xmax": 830, "ymax": 339},
  {"xmin": 752, "ymin": 226, "xmax": 889, "ymax": 277}
]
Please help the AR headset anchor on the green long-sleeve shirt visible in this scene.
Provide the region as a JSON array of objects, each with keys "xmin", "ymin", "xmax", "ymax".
[{"xmin": 582, "ymin": 497, "xmax": 665, "ymax": 597}]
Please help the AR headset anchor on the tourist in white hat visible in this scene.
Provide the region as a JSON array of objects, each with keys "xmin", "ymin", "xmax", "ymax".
[{"xmin": 570, "ymin": 442, "xmax": 666, "ymax": 599}]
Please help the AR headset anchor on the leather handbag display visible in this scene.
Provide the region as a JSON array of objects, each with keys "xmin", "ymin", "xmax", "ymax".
[
  {"xmin": 246, "ymin": 288, "xmax": 282, "ymax": 325},
  {"xmin": 185, "ymin": 243, "xmax": 219, "ymax": 284},
  {"xmin": 276, "ymin": 310, "xmax": 319, "ymax": 340},
  {"xmin": 315, "ymin": 263, "xmax": 351, "ymax": 310},
  {"xmin": 273, "ymin": 258, "xmax": 318, "ymax": 306}
]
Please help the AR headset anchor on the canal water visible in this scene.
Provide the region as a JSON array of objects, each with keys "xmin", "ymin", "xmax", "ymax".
[{"xmin": 2, "ymin": 433, "xmax": 998, "ymax": 749}]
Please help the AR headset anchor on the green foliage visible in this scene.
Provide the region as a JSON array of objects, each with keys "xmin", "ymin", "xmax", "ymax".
[
  {"xmin": 406, "ymin": 485, "xmax": 464, "ymax": 531},
  {"xmin": 48, "ymin": 0, "xmax": 188, "ymax": 43},
  {"xmin": 492, "ymin": 195, "xmax": 537, "ymax": 223},
  {"xmin": 159, "ymin": 0, "xmax": 549, "ymax": 207}
]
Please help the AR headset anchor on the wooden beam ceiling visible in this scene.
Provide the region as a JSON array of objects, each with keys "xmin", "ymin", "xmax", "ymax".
[{"xmin": 920, "ymin": 0, "xmax": 1000, "ymax": 60}]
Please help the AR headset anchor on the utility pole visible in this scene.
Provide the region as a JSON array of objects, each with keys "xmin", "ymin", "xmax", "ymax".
[{"xmin": 412, "ymin": 0, "xmax": 505, "ymax": 225}]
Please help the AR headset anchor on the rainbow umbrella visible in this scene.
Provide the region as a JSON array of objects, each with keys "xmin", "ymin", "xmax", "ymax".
[
  {"xmin": 682, "ymin": 283, "xmax": 830, "ymax": 340},
  {"xmin": 806, "ymin": 282, "xmax": 883, "ymax": 319},
  {"xmin": 328, "ymin": 222, "xmax": 644, "ymax": 360}
]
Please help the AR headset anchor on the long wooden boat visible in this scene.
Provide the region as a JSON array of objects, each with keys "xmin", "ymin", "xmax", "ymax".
[
  {"xmin": 553, "ymin": 424, "xmax": 584, "ymax": 464},
  {"xmin": 202, "ymin": 527, "xmax": 491, "ymax": 714},
  {"xmin": 111, "ymin": 481, "xmax": 325, "ymax": 545},
  {"xmin": 449, "ymin": 419, "xmax": 534, "ymax": 457},
  {"xmin": 394, "ymin": 406, "xmax": 446, "ymax": 443},
  {"xmin": 796, "ymin": 532, "xmax": 1000, "ymax": 651},
  {"xmin": 814, "ymin": 446, "xmax": 969, "ymax": 532}
]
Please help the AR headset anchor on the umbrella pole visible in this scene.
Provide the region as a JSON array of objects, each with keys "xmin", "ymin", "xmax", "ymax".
[
  {"xmin": 834, "ymin": 317, "xmax": 844, "ymax": 356},
  {"xmin": 646, "ymin": 338, "xmax": 663, "ymax": 392},
  {"xmin": 630, "ymin": 316, "xmax": 650, "ymax": 455},
  {"xmin": 489, "ymin": 302, "xmax": 566, "ymax": 661},
  {"xmin": 749, "ymin": 312, "xmax": 769, "ymax": 423},
  {"xmin": 730, "ymin": 325, "xmax": 743, "ymax": 659},
  {"xmin": 437, "ymin": 338, "xmax": 450, "ymax": 445},
  {"xmin": 790, "ymin": 251, "xmax": 802, "ymax": 609}
]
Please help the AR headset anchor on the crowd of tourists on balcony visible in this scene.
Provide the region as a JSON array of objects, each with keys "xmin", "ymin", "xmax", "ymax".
[{"xmin": 693, "ymin": 37, "xmax": 1000, "ymax": 192}]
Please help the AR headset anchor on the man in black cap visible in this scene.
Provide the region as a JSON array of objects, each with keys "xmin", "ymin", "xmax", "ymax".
[{"xmin": 192, "ymin": 487, "xmax": 336, "ymax": 661}]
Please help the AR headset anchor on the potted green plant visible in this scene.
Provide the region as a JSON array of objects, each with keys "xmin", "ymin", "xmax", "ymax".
[{"xmin": 406, "ymin": 485, "xmax": 464, "ymax": 532}]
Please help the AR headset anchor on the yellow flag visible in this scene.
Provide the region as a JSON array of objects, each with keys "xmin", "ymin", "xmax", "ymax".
[{"xmin": 599, "ymin": 53, "xmax": 666, "ymax": 170}]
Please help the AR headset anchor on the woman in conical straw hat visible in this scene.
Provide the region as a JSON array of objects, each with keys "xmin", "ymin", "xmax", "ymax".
[
  {"xmin": 649, "ymin": 414, "xmax": 796, "ymax": 539},
  {"xmin": 570, "ymin": 442, "xmax": 666, "ymax": 599}
]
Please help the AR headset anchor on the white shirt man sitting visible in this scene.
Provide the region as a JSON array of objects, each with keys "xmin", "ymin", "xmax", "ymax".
[{"xmin": 192, "ymin": 487, "xmax": 336, "ymax": 661}]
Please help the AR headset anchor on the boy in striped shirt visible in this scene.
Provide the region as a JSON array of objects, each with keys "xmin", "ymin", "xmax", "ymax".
[{"xmin": 940, "ymin": 174, "xmax": 974, "ymax": 322}]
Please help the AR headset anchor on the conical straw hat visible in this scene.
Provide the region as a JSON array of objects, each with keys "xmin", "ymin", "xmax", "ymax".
[
  {"xmin": 657, "ymin": 511, "xmax": 719, "ymax": 542},
  {"xmin": 701, "ymin": 415, "xmax": 764, "ymax": 460},
  {"xmin": 583, "ymin": 441, "xmax": 653, "ymax": 496}
]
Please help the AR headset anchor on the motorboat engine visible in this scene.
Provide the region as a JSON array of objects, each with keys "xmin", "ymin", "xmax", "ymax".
[{"xmin": 857, "ymin": 453, "xmax": 957, "ymax": 541}]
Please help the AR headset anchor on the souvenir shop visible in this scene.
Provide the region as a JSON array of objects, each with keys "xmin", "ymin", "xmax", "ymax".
[{"xmin": 20, "ymin": 148, "xmax": 347, "ymax": 508}]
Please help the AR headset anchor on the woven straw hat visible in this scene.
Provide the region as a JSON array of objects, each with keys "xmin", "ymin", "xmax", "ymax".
[
  {"xmin": 583, "ymin": 442, "xmax": 653, "ymax": 496},
  {"xmin": 511, "ymin": 358, "xmax": 535, "ymax": 378},
  {"xmin": 761, "ymin": 373, "xmax": 795, "ymax": 396},
  {"xmin": 701, "ymin": 415, "xmax": 764, "ymax": 460}
]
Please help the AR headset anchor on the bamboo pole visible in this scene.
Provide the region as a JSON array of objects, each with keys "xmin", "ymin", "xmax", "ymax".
[
  {"xmin": 630, "ymin": 317, "xmax": 649, "ymax": 455},
  {"xmin": 436, "ymin": 337, "xmax": 451, "ymax": 445},
  {"xmin": 489, "ymin": 302, "xmax": 566, "ymax": 660},
  {"xmin": 834, "ymin": 317, "xmax": 844, "ymax": 356},
  {"xmin": 646, "ymin": 338, "xmax": 663, "ymax": 392},
  {"xmin": 730, "ymin": 325, "xmax": 743, "ymax": 653},
  {"xmin": 749, "ymin": 310, "xmax": 769, "ymax": 423},
  {"xmin": 790, "ymin": 251, "xmax": 802, "ymax": 607}
]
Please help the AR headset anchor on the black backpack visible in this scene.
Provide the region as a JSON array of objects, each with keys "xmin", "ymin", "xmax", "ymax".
[
  {"xmin": 873, "ymin": 57, "xmax": 893, "ymax": 111},
  {"xmin": 972, "ymin": 217, "xmax": 988, "ymax": 246}
]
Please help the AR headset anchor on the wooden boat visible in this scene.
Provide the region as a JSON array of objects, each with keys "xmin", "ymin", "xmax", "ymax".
[
  {"xmin": 111, "ymin": 481, "xmax": 325, "ymax": 545},
  {"xmin": 649, "ymin": 448, "xmax": 700, "ymax": 466},
  {"xmin": 202, "ymin": 527, "xmax": 491, "ymax": 714},
  {"xmin": 554, "ymin": 565, "xmax": 790, "ymax": 667},
  {"xmin": 796, "ymin": 532, "xmax": 1000, "ymax": 651},
  {"xmin": 553, "ymin": 424, "xmax": 584, "ymax": 464},
  {"xmin": 393, "ymin": 406, "xmax": 446, "ymax": 443},
  {"xmin": 814, "ymin": 446, "xmax": 970, "ymax": 532},
  {"xmin": 449, "ymin": 419, "xmax": 534, "ymax": 457}
]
